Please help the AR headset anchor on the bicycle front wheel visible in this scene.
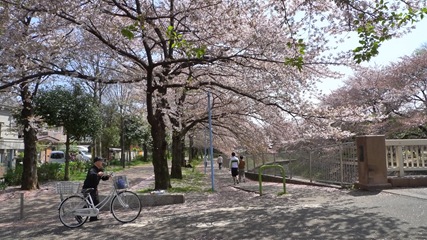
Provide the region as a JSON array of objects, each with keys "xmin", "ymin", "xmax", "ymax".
[
  {"xmin": 111, "ymin": 191, "xmax": 142, "ymax": 223},
  {"xmin": 58, "ymin": 195, "xmax": 89, "ymax": 228}
]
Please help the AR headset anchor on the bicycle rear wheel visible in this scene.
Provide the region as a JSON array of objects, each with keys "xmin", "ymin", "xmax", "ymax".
[
  {"xmin": 111, "ymin": 190, "xmax": 142, "ymax": 223},
  {"xmin": 58, "ymin": 195, "xmax": 89, "ymax": 228}
]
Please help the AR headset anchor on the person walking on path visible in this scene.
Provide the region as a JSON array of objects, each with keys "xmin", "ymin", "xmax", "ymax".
[
  {"xmin": 238, "ymin": 155, "xmax": 246, "ymax": 183},
  {"xmin": 82, "ymin": 156, "xmax": 110, "ymax": 222},
  {"xmin": 229, "ymin": 152, "xmax": 239, "ymax": 185},
  {"xmin": 217, "ymin": 155, "xmax": 223, "ymax": 170},
  {"xmin": 204, "ymin": 155, "xmax": 208, "ymax": 169}
]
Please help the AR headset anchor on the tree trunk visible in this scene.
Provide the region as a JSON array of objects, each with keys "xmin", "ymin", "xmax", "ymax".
[
  {"xmin": 143, "ymin": 143, "xmax": 148, "ymax": 162},
  {"xmin": 150, "ymin": 115, "xmax": 170, "ymax": 189},
  {"xmin": 170, "ymin": 131, "xmax": 183, "ymax": 179},
  {"xmin": 188, "ymin": 134, "xmax": 194, "ymax": 163},
  {"xmin": 181, "ymin": 136, "xmax": 185, "ymax": 167},
  {"xmin": 20, "ymin": 86, "xmax": 39, "ymax": 190},
  {"xmin": 146, "ymin": 71, "xmax": 170, "ymax": 189}
]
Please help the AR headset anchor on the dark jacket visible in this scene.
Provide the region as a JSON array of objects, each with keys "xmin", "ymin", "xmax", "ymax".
[{"xmin": 82, "ymin": 165, "xmax": 109, "ymax": 190}]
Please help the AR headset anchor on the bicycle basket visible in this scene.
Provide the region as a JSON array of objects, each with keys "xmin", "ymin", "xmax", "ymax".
[
  {"xmin": 56, "ymin": 182, "xmax": 81, "ymax": 194},
  {"xmin": 113, "ymin": 175, "xmax": 128, "ymax": 189}
]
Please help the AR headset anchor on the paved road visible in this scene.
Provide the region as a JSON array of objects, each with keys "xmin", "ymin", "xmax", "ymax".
[{"xmin": 1, "ymin": 164, "xmax": 427, "ymax": 239}]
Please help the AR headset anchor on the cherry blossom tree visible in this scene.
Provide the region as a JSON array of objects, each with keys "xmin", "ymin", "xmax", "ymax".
[
  {"xmin": 0, "ymin": 1, "xmax": 128, "ymax": 189},
  {"xmin": 0, "ymin": 3, "xmax": 62, "ymax": 190},
  {"xmin": 384, "ymin": 46, "xmax": 427, "ymax": 137},
  {"xmin": 320, "ymin": 46, "xmax": 427, "ymax": 139},
  {"xmin": 2, "ymin": 0, "xmax": 426, "ymax": 190}
]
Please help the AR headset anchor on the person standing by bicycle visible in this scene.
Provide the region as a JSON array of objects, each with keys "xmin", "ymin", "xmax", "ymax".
[{"xmin": 82, "ymin": 156, "xmax": 110, "ymax": 222}]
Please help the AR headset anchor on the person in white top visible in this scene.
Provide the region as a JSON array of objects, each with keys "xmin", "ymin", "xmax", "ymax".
[
  {"xmin": 229, "ymin": 152, "xmax": 240, "ymax": 185},
  {"xmin": 217, "ymin": 155, "xmax": 223, "ymax": 170}
]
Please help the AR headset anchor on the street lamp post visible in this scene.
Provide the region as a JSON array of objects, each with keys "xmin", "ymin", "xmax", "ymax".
[
  {"xmin": 119, "ymin": 103, "xmax": 125, "ymax": 168},
  {"xmin": 208, "ymin": 91, "xmax": 215, "ymax": 192}
]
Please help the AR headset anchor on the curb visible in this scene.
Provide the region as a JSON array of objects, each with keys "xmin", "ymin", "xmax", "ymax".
[
  {"xmin": 139, "ymin": 194, "xmax": 185, "ymax": 207},
  {"xmin": 245, "ymin": 172, "xmax": 343, "ymax": 189}
]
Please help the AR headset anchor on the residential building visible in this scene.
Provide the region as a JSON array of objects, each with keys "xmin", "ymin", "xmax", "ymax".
[{"xmin": 0, "ymin": 105, "xmax": 24, "ymax": 178}]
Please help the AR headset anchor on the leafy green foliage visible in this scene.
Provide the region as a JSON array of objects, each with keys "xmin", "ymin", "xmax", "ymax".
[
  {"xmin": 4, "ymin": 161, "xmax": 90, "ymax": 186},
  {"xmin": 121, "ymin": 26, "xmax": 137, "ymax": 40},
  {"xmin": 34, "ymin": 85, "xmax": 102, "ymax": 141},
  {"xmin": 100, "ymin": 103, "xmax": 121, "ymax": 154},
  {"xmin": 133, "ymin": 154, "xmax": 151, "ymax": 163},
  {"xmin": 166, "ymin": 25, "xmax": 206, "ymax": 58},
  {"xmin": 37, "ymin": 163, "xmax": 64, "ymax": 182},
  {"xmin": 68, "ymin": 161, "xmax": 93, "ymax": 181},
  {"xmin": 0, "ymin": 180, "xmax": 6, "ymax": 190},
  {"xmin": 121, "ymin": 15, "xmax": 145, "ymax": 40},
  {"xmin": 284, "ymin": 39, "xmax": 306, "ymax": 71},
  {"xmin": 68, "ymin": 161, "xmax": 91, "ymax": 175},
  {"xmin": 353, "ymin": 5, "xmax": 427, "ymax": 63},
  {"xmin": 4, "ymin": 164, "xmax": 23, "ymax": 186},
  {"xmin": 124, "ymin": 114, "xmax": 152, "ymax": 150}
]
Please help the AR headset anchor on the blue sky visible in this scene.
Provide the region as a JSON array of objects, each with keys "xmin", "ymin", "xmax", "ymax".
[{"xmin": 318, "ymin": 18, "xmax": 427, "ymax": 93}]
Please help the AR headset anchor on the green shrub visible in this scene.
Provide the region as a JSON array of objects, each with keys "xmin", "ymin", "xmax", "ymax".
[
  {"xmin": 133, "ymin": 155, "xmax": 151, "ymax": 163},
  {"xmin": 37, "ymin": 163, "xmax": 63, "ymax": 182},
  {"xmin": 69, "ymin": 161, "xmax": 92, "ymax": 176},
  {"xmin": 4, "ymin": 164, "xmax": 23, "ymax": 186},
  {"xmin": 0, "ymin": 180, "xmax": 6, "ymax": 190},
  {"xmin": 109, "ymin": 159, "xmax": 121, "ymax": 166}
]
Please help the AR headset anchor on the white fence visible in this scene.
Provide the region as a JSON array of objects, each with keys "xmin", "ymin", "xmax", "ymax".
[{"xmin": 386, "ymin": 139, "xmax": 427, "ymax": 177}]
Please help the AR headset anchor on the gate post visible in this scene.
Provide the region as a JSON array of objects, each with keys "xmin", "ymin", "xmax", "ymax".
[{"xmin": 356, "ymin": 135, "xmax": 391, "ymax": 190}]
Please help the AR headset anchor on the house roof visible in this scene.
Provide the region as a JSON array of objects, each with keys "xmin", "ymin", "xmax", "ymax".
[{"xmin": 37, "ymin": 135, "xmax": 62, "ymax": 143}]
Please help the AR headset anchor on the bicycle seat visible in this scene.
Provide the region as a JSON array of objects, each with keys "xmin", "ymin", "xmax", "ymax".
[{"xmin": 81, "ymin": 188, "xmax": 95, "ymax": 194}]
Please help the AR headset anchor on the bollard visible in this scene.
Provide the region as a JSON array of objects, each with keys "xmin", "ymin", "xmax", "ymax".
[
  {"xmin": 20, "ymin": 192, "xmax": 24, "ymax": 220},
  {"xmin": 258, "ymin": 165, "xmax": 286, "ymax": 196}
]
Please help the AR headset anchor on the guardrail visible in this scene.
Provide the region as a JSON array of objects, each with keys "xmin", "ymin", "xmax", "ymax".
[
  {"xmin": 386, "ymin": 139, "xmax": 427, "ymax": 177},
  {"xmin": 246, "ymin": 143, "xmax": 358, "ymax": 187}
]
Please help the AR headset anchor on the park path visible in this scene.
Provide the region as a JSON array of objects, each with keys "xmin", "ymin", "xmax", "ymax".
[
  {"xmin": 0, "ymin": 164, "xmax": 156, "ymax": 232},
  {"xmin": 0, "ymin": 163, "xmax": 335, "ymax": 238},
  {"xmin": 1, "ymin": 163, "xmax": 427, "ymax": 239}
]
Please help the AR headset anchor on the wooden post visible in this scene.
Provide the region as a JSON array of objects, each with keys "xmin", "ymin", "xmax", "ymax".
[{"xmin": 20, "ymin": 192, "xmax": 24, "ymax": 220}]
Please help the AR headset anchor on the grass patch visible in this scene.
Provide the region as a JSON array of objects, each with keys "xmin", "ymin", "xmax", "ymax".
[
  {"xmin": 169, "ymin": 169, "xmax": 208, "ymax": 193},
  {"xmin": 137, "ymin": 161, "xmax": 210, "ymax": 194},
  {"xmin": 70, "ymin": 172, "xmax": 88, "ymax": 181}
]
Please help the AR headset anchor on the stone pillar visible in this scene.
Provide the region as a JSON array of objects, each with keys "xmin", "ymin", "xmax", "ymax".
[{"xmin": 356, "ymin": 135, "xmax": 391, "ymax": 190}]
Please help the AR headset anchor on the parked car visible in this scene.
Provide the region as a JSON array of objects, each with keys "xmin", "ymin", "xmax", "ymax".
[
  {"xmin": 49, "ymin": 151, "xmax": 66, "ymax": 164},
  {"xmin": 77, "ymin": 150, "xmax": 92, "ymax": 162},
  {"xmin": 76, "ymin": 146, "xmax": 92, "ymax": 162}
]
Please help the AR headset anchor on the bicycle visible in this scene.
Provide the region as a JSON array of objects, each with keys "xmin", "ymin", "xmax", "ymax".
[{"xmin": 57, "ymin": 174, "xmax": 142, "ymax": 228}]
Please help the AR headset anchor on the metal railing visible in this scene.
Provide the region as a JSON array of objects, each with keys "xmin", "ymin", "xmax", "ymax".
[
  {"xmin": 246, "ymin": 142, "xmax": 358, "ymax": 187},
  {"xmin": 245, "ymin": 139, "xmax": 427, "ymax": 186}
]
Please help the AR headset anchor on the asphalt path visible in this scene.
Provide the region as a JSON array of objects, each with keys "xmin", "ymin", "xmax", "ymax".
[{"xmin": 1, "ymin": 164, "xmax": 427, "ymax": 239}]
